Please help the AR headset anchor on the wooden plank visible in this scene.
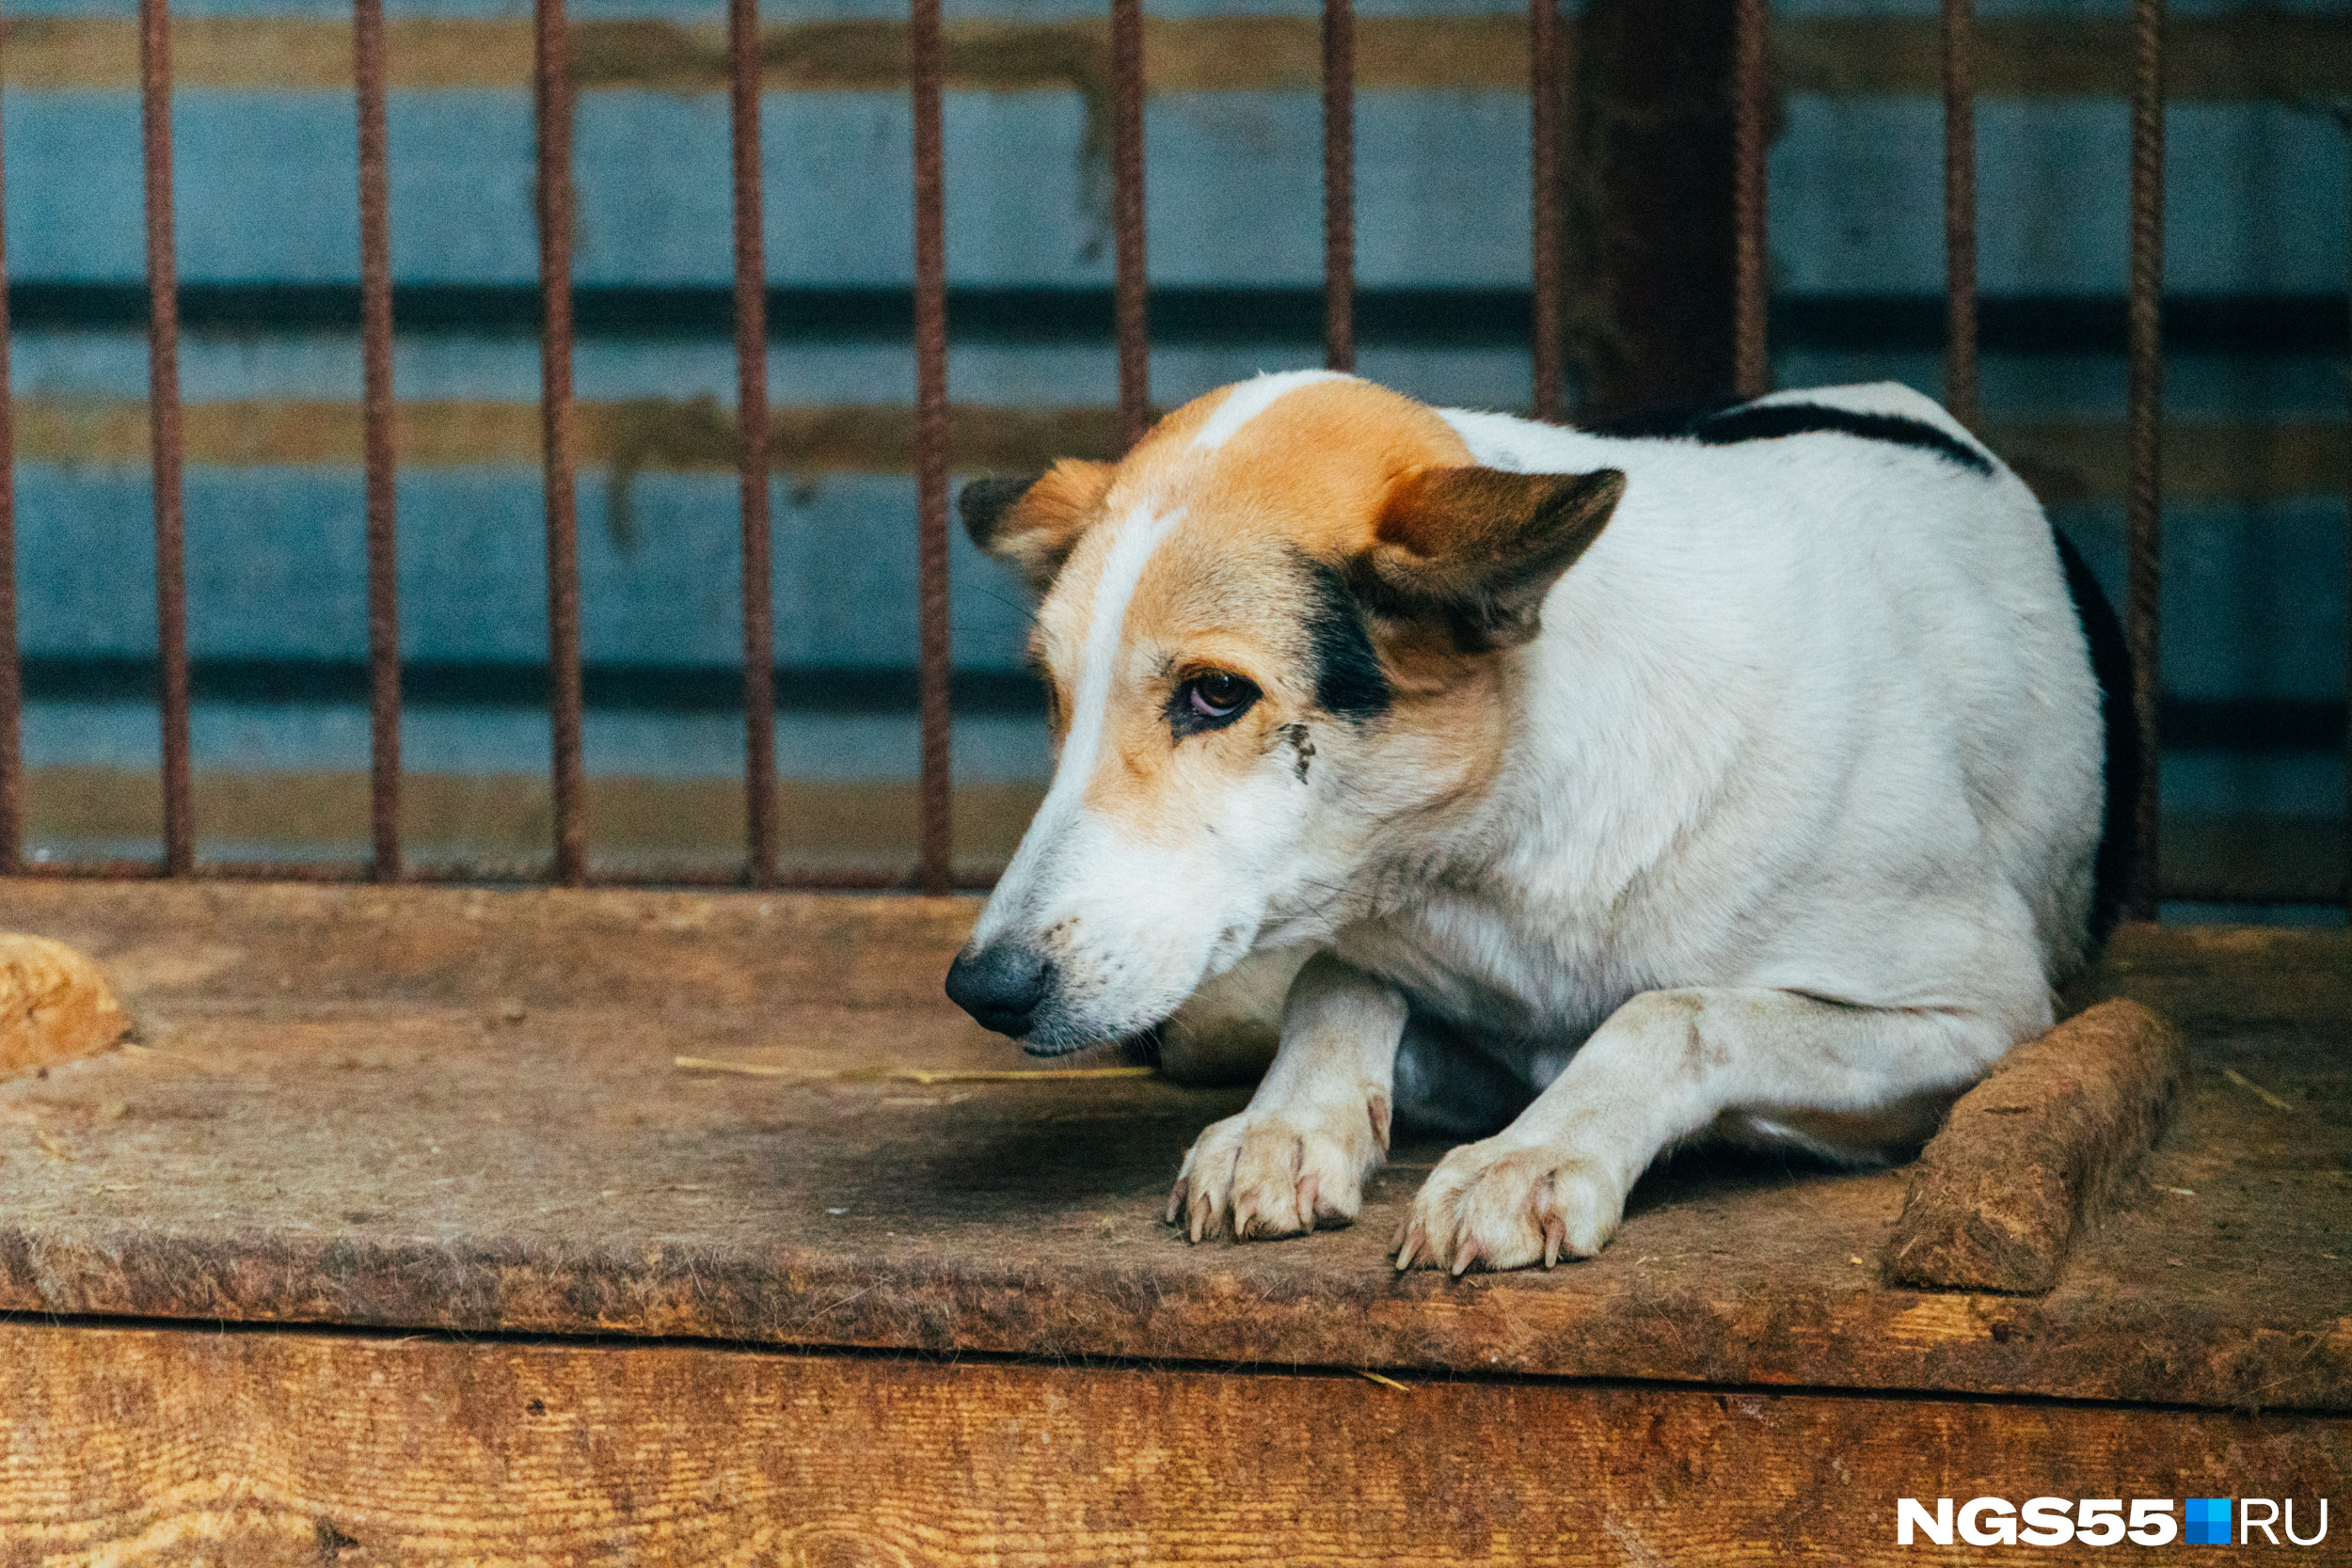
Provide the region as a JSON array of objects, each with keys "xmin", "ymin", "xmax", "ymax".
[
  {"xmin": 1888, "ymin": 1000, "xmax": 2185, "ymax": 1294},
  {"xmin": 0, "ymin": 883, "xmax": 2345, "ymax": 1412},
  {"xmin": 1, "ymin": 15, "xmax": 2342, "ymax": 100},
  {"xmin": 0, "ymin": 1319, "xmax": 2344, "ymax": 1564}
]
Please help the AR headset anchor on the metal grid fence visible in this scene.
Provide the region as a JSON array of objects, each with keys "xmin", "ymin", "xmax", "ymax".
[{"xmin": 0, "ymin": 0, "xmax": 2329, "ymax": 919}]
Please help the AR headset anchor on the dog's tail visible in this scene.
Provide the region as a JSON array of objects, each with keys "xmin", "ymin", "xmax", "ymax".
[{"xmin": 2052, "ymin": 527, "xmax": 2139, "ymax": 950}]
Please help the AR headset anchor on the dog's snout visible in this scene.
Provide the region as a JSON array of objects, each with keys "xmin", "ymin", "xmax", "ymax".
[{"xmin": 946, "ymin": 942, "xmax": 1055, "ymax": 1037}]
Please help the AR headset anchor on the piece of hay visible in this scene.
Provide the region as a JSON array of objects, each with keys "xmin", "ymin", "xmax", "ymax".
[
  {"xmin": 0, "ymin": 934, "xmax": 135, "ymax": 1074},
  {"xmin": 673, "ymin": 1056, "xmax": 1152, "ymax": 1085},
  {"xmin": 1884, "ymin": 999, "xmax": 2184, "ymax": 1294}
]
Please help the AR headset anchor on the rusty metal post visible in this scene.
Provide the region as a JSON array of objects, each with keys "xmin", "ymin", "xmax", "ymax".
[
  {"xmin": 1942, "ymin": 0, "xmax": 1978, "ymax": 430},
  {"xmin": 911, "ymin": 0, "xmax": 951, "ymax": 895},
  {"xmin": 139, "ymin": 0, "xmax": 192, "ymax": 876},
  {"xmin": 2123, "ymin": 0, "xmax": 2165, "ymax": 918},
  {"xmin": 1529, "ymin": 0, "xmax": 1565, "ymax": 421},
  {"xmin": 1111, "ymin": 0, "xmax": 1150, "ymax": 449},
  {"xmin": 1730, "ymin": 0, "xmax": 1769, "ymax": 399},
  {"xmin": 0, "ymin": 10, "xmax": 19, "ymax": 877},
  {"xmin": 1322, "ymin": 0, "xmax": 1355, "ymax": 372},
  {"xmin": 731, "ymin": 0, "xmax": 777, "ymax": 887},
  {"xmin": 535, "ymin": 0, "xmax": 586, "ymax": 886},
  {"xmin": 355, "ymin": 0, "xmax": 401, "ymax": 881}
]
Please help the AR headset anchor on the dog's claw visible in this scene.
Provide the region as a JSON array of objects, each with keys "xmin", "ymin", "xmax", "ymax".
[
  {"xmin": 1542, "ymin": 1216, "xmax": 1565, "ymax": 1269},
  {"xmin": 1295, "ymin": 1174, "xmax": 1320, "ymax": 1233},
  {"xmin": 1166, "ymin": 1180, "xmax": 1185, "ymax": 1227},
  {"xmin": 1451, "ymin": 1243, "xmax": 1479, "ymax": 1278},
  {"xmin": 1393, "ymin": 1225, "xmax": 1422, "ymax": 1272}
]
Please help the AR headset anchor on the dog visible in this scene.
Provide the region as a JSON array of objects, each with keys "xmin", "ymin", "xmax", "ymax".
[{"xmin": 945, "ymin": 371, "xmax": 2131, "ymax": 1275}]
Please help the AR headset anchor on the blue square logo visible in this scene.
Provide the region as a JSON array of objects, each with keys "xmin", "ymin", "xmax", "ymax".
[{"xmin": 2185, "ymin": 1497, "xmax": 2233, "ymax": 1545}]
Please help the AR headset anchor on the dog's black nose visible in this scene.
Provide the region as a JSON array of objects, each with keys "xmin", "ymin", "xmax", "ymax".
[{"xmin": 945, "ymin": 943, "xmax": 1054, "ymax": 1037}]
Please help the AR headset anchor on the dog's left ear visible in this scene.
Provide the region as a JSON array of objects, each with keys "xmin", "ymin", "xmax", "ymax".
[{"xmin": 1355, "ymin": 466, "xmax": 1626, "ymax": 651}]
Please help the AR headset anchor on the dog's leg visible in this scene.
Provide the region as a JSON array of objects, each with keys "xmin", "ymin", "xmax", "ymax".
[
  {"xmin": 1168, "ymin": 952, "xmax": 1407, "ymax": 1242},
  {"xmin": 1393, "ymin": 988, "xmax": 2023, "ymax": 1273}
]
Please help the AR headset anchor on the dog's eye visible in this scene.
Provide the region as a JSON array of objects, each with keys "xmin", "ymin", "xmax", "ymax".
[{"xmin": 1169, "ymin": 670, "xmax": 1260, "ymax": 736}]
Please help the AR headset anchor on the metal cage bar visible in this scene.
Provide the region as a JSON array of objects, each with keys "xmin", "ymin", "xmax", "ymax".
[
  {"xmin": 1941, "ymin": 0, "xmax": 1979, "ymax": 430},
  {"xmin": 912, "ymin": 0, "xmax": 953, "ymax": 895},
  {"xmin": 1322, "ymin": 0, "xmax": 1355, "ymax": 372},
  {"xmin": 534, "ymin": 0, "xmax": 587, "ymax": 887},
  {"xmin": 1529, "ymin": 0, "xmax": 1565, "ymax": 422},
  {"xmin": 731, "ymin": 0, "xmax": 778, "ymax": 888},
  {"xmin": 1111, "ymin": 0, "xmax": 1151, "ymax": 450},
  {"xmin": 2124, "ymin": 0, "xmax": 2166, "ymax": 918},
  {"xmin": 0, "ymin": 8, "xmax": 19, "ymax": 878},
  {"xmin": 1731, "ymin": 0, "xmax": 1770, "ymax": 399},
  {"xmin": 356, "ymin": 0, "xmax": 402, "ymax": 882},
  {"xmin": 139, "ymin": 0, "xmax": 193, "ymax": 877}
]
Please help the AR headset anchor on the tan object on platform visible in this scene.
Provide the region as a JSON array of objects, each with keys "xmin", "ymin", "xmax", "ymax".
[
  {"xmin": 1884, "ymin": 998, "xmax": 2186, "ymax": 1294},
  {"xmin": 0, "ymin": 933, "xmax": 134, "ymax": 1073}
]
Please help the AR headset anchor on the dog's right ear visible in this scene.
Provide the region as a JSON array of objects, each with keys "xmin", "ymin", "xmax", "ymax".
[{"xmin": 959, "ymin": 460, "xmax": 1115, "ymax": 594}]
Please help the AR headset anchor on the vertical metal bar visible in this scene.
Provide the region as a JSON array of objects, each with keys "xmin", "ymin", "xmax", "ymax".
[
  {"xmin": 731, "ymin": 0, "xmax": 776, "ymax": 887},
  {"xmin": 1321, "ymin": 0, "xmax": 1355, "ymax": 372},
  {"xmin": 2124, "ymin": 0, "xmax": 2165, "ymax": 918},
  {"xmin": 139, "ymin": 0, "xmax": 192, "ymax": 876},
  {"xmin": 1528, "ymin": 0, "xmax": 1564, "ymax": 421},
  {"xmin": 355, "ymin": 0, "xmax": 400, "ymax": 881},
  {"xmin": 2342, "ymin": 110, "xmax": 2350, "ymax": 916},
  {"xmin": 911, "ymin": 0, "xmax": 951, "ymax": 895},
  {"xmin": 1110, "ymin": 0, "xmax": 1149, "ymax": 449},
  {"xmin": 0, "ymin": 14, "xmax": 19, "ymax": 877},
  {"xmin": 1941, "ymin": 0, "xmax": 1979, "ymax": 430},
  {"xmin": 1731, "ymin": 0, "xmax": 1769, "ymax": 399},
  {"xmin": 535, "ymin": 0, "xmax": 585, "ymax": 886}
]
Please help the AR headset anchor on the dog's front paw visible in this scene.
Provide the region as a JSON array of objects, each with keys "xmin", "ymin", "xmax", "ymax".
[
  {"xmin": 1393, "ymin": 1138, "xmax": 1624, "ymax": 1274},
  {"xmin": 1167, "ymin": 1096, "xmax": 1390, "ymax": 1243}
]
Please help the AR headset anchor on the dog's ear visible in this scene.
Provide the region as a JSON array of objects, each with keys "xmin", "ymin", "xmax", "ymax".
[
  {"xmin": 960, "ymin": 460, "xmax": 1115, "ymax": 594},
  {"xmin": 1354, "ymin": 466, "xmax": 1625, "ymax": 651}
]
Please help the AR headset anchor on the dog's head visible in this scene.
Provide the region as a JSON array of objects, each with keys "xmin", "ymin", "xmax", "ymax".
[{"xmin": 945, "ymin": 372, "xmax": 1624, "ymax": 1052}]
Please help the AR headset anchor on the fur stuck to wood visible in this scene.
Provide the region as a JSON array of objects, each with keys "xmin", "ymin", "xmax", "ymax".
[{"xmin": 0, "ymin": 934, "xmax": 134, "ymax": 1074}]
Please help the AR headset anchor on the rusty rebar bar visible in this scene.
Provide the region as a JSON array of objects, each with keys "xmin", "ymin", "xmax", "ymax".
[
  {"xmin": 730, "ymin": 0, "xmax": 777, "ymax": 888},
  {"xmin": 355, "ymin": 0, "xmax": 401, "ymax": 881},
  {"xmin": 1942, "ymin": 0, "xmax": 1979, "ymax": 430},
  {"xmin": 2342, "ymin": 107, "xmax": 2350, "ymax": 915},
  {"xmin": 2124, "ymin": 0, "xmax": 2165, "ymax": 919},
  {"xmin": 535, "ymin": 0, "xmax": 586, "ymax": 886},
  {"xmin": 1111, "ymin": 0, "xmax": 1150, "ymax": 449},
  {"xmin": 912, "ymin": 0, "xmax": 952, "ymax": 895},
  {"xmin": 0, "ymin": 13, "xmax": 19, "ymax": 878},
  {"xmin": 139, "ymin": 0, "xmax": 192, "ymax": 876},
  {"xmin": 1731, "ymin": 0, "xmax": 1769, "ymax": 399},
  {"xmin": 1529, "ymin": 0, "xmax": 1564, "ymax": 421},
  {"xmin": 1322, "ymin": 0, "xmax": 1355, "ymax": 372}
]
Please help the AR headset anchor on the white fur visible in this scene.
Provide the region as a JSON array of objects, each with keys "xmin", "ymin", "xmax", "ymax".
[
  {"xmin": 985, "ymin": 379, "xmax": 2107, "ymax": 1270},
  {"xmin": 1191, "ymin": 369, "xmax": 1347, "ymax": 451}
]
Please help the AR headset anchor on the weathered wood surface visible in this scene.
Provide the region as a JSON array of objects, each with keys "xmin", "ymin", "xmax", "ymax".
[
  {"xmin": 1887, "ymin": 1000, "xmax": 2185, "ymax": 1294},
  {"xmin": 0, "ymin": 881, "xmax": 2344, "ymax": 1413},
  {"xmin": 2, "ymin": 1320, "xmax": 2344, "ymax": 1566}
]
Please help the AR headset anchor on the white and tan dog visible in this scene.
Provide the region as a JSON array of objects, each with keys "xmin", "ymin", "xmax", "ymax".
[{"xmin": 945, "ymin": 370, "xmax": 2131, "ymax": 1275}]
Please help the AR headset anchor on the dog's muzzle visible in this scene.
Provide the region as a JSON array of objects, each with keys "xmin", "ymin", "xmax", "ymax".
[{"xmin": 945, "ymin": 942, "xmax": 1057, "ymax": 1039}]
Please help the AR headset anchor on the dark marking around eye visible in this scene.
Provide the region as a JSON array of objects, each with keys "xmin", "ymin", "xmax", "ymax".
[{"xmin": 1302, "ymin": 560, "xmax": 1391, "ymax": 722}]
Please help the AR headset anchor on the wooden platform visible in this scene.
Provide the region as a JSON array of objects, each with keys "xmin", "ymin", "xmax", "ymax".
[{"xmin": 1, "ymin": 881, "xmax": 2344, "ymax": 1562}]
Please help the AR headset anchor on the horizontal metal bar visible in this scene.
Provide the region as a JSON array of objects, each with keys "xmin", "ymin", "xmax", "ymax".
[{"xmin": 10, "ymin": 284, "xmax": 2341, "ymax": 355}]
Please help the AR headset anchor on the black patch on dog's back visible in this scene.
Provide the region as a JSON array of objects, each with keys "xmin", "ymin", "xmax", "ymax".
[
  {"xmin": 2053, "ymin": 527, "xmax": 2138, "ymax": 949},
  {"xmin": 1302, "ymin": 560, "xmax": 1391, "ymax": 722},
  {"xmin": 1585, "ymin": 397, "xmax": 1994, "ymax": 476}
]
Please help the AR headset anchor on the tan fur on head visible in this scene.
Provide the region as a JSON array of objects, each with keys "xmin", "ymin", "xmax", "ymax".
[
  {"xmin": 959, "ymin": 458, "xmax": 1115, "ymax": 594},
  {"xmin": 1362, "ymin": 467, "xmax": 1626, "ymax": 650}
]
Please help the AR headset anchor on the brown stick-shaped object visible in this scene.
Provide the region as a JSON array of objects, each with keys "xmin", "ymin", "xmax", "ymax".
[{"xmin": 1885, "ymin": 999, "xmax": 2185, "ymax": 1294}]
